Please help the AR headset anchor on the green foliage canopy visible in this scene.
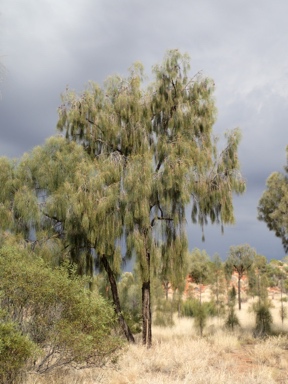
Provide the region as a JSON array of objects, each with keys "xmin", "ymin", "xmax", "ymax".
[
  {"xmin": 0, "ymin": 50, "xmax": 246, "ymax": 347},
  {"xmin": 57, "ymin": 49, "xmax": 245, "ymax": 267},
  {"xmin": 188, "ymin": 248, "xmax": 210, "ymax": 285},
  {"xmin": 0, "ymin": 320, "xmax": 35, "ymax": 384},
  {"xmin": 226, "ymin": 244, "xmax": 256, "ymax": 310},
  {"xmin": 226, "ymin": 244, "xmax": 256, "ymax": 278},
  {"xmin": 258, "ymin": 146, "xmax": 288, "ymax": 252},
  {"xmin": 56, "ymin": 49, "xmax": 246, "ymax": 346}
]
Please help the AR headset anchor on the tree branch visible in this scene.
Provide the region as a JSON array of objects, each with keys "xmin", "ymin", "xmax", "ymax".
[{"xmin": 151, "ymin": 216, "xmax": 173, "ymax": 227}]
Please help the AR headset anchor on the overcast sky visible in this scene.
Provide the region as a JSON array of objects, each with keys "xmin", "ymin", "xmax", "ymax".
[{"xmin": 1, "ymin": 0, "xmax": 287, "ymax": 261}]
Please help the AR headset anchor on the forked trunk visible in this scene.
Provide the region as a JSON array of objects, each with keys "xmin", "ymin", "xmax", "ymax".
[{"xmin": 101, "ymin": 255, "xmax": 135, "ymax": 343}]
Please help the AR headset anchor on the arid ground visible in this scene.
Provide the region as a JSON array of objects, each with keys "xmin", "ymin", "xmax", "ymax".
[{"xmin": 26, "ymin": 293, "xmax": 288, "ymax": 384}]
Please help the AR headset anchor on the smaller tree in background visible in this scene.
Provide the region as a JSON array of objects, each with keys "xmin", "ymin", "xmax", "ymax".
[
  {"xmin": 188, "ymin": 249, "xmax": 210, "ymax": 304},
  {"xmin": 226, "ymin": 244, "xmax": 256, "ymax": 310},
  {"xmin": 209, "ymin": 253, "xmax": 226, "ymax": 317},
  {"xmin": 249, "ymin": 257, "xmax": 274, "ymax": 337},
  {"xmin": 247, "ymin": 254, "xmax": 268, "ymax": 300},
  {"xmin": 191, "ymin": 301, "xmax": 208, "ymax": 337},
  {"xmin": 277, "ymin": 269, "xmax": 287, "ymax": 326},
  {"xmin": 225, "ymin": 285, "xmax": 240, "ymax": 331},
  {"xmin": 258, "ymin": 146, "xmax": 288, "ymax": 252},
  {"xmin": 224, "ymin": 261, "xmax": 234, "ymax": 293},
  {"xmin": 253, "ymin": 301, "xmax": 273, "ymax": 337},
  {"xmin": 187, "ymin": 249, "xmax": 213, "ymax": 336}
]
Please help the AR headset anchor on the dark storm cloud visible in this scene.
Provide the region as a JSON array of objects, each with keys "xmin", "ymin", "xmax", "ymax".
[
  {"xmin": 0, "ymin": 87, "xmax": 58, "ymax": 157},
  {"xmin": 1, "ymin": 0, "xmax": 288, "ymax": 258},
  {"xmin": 187, "ymin": 194, "xmax": 286, "ymax": 261},
  {"xmin": 236, "ymin": 90, "xmax": 287, "ymax": 182}
]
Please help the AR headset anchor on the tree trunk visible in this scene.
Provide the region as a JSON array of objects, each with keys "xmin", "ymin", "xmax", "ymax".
[
  {"xmin": 164, "ymin": 281, "xmax": 169, "ymax": 300},
  {"xmin": 101, "ymin": 255, "xmax": 135, "ymax": 343},
  {"xmin": 238, "ymin": 275, "xmax": 241, "ymax": 310},
  {"xmin": 142, "ymin": 251, "xmax": 152, "ymax": 348}
]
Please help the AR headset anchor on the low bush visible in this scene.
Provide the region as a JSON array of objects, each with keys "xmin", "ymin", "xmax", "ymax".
[
  {"xmin": 0, "ymin": 245, "xmax": 122, "ymax": 378},
  {"xmin": 181, "ymin": 299, "xmax": 217, "ymax": 318},
  {"xmin": 0, "ymin": 320, "xmax": 36, "ymax": 384},
  {"xmin": 253, "ymin": 301, "xmax": 273, "ymax": 337}
]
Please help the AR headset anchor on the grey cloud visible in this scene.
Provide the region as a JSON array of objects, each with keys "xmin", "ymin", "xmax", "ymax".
[
  {"xmin": 187, "ymin": 195, "xmax": 286, "ymax": 260},
  {"xmin": 1, "ymin": 0, "xmax": 287, "ymax": 259}
]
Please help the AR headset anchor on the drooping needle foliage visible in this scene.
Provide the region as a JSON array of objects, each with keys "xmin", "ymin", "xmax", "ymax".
[
  {"xmin": 56, "ymin": 49, "xmax": 245, "ymax": 346},
  {"xmin": 258, "ymin": 146, "xmax": 288, "ymax": 252}
]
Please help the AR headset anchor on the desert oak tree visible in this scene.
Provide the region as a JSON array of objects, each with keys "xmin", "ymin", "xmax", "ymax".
[
  {"xmin": 0, "ymin": 138, "xmax": 136, "ymax": 343},
  {"xmin": 57, "ymin": 50, "xmax": 246, "ymax": 347},
  {"xmin": 226, "ymin": 244, "xmax": 256, "ymax": 310},
  {"xmin": 258, "ymin": 146, "xmax": 288, "ymax": 252}
]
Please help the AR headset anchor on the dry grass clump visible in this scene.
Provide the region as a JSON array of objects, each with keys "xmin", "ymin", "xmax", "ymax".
[
  {"xmin": 207, "ymin": 328, "xmax": 240, "ymax": 353},
  {"xmin": 251, "ymin": 336, "xmax": 288, "ymax": 367},
  {"xmin": 26, "ymin": 367, "xmax": 107, "ymax": 384}
]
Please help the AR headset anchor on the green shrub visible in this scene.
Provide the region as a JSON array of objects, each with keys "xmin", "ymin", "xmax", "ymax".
[
  {"xmin": 180, "ymin": 299, "xmax": 217, "ymax": 336},
  {"xmin": 153, "ymin": 299, "xmax": 175, "ymax": 327},
  {"xmin": 192, "ymin": 301, "xmax": 209, "ymax": 336},
  {"xmin": 0, "ymin": 245, "xmax": 122, "ymax": 374},
  {"xmin": 253, "ymin": 301, "xmax": 273, "ymax": 337},
  {"xmin": 225, "ymin": 307, "xmax": 240, "ymax": 330},
  {"xmin": 181, "ymin": 299, "xmax": 217, "ymax": 318},
  {"xmin": 181, "ymin": 298, "xmax": 195, "ymax": 317},
  {"xmin": 0, "ymin": 321, "xmax": 36, "ymax": 384},
  {"xmin": 225, "ymin": 286, "xmax": 240, "ymax": 331}
]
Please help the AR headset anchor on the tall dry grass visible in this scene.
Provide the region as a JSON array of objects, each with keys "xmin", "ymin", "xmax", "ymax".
[{"xmin": 25, "ymin": 297, "xmax": 288, "ymax": 384}]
